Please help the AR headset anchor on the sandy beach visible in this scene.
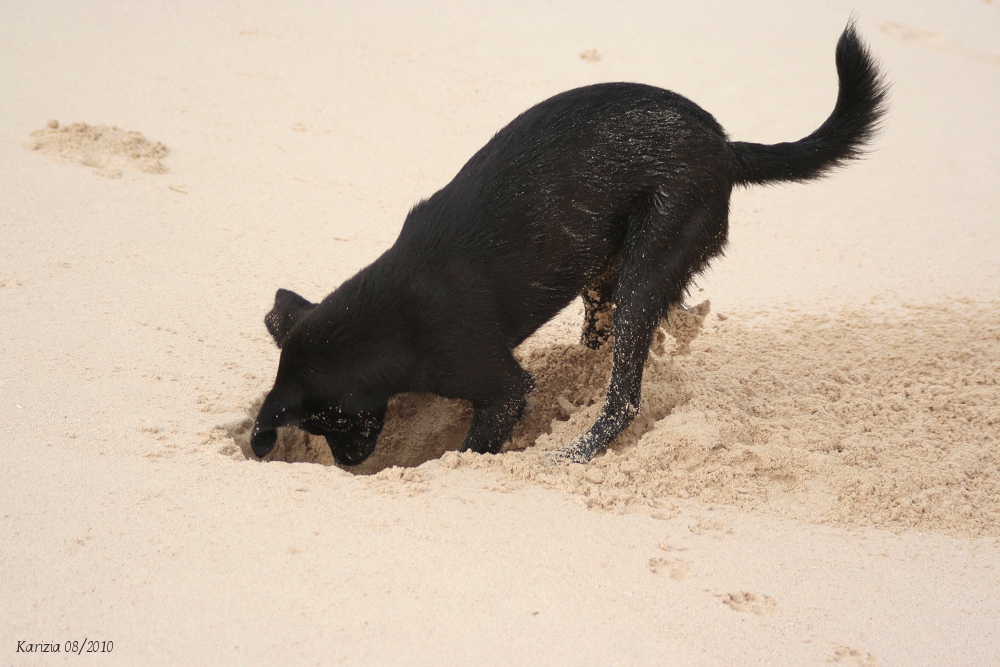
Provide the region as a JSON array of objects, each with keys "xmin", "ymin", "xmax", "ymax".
[{"xmin": 2, "ymin": 1, "xmax": 998, "ymax": 665}]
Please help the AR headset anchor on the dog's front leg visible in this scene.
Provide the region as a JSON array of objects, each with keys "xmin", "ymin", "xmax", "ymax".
[{"xmin": 459, "ymin": 363, "xmax": 534, "ymax": 455}]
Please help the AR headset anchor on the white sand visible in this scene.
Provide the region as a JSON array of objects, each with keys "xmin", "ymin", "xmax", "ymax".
[{"xmin": 2, "ymin": 1, "xmax": 998, "ymax": 665}]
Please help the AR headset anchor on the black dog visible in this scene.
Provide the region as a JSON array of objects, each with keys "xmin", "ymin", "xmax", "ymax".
[{"xmin": 251, "ymin": 23, "xmax": 888, "ymax": 465}]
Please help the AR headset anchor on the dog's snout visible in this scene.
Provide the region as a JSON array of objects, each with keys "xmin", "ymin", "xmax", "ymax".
[{"xmin": 250, "ymin": 427, "xmax": 278, "ymax": 458}]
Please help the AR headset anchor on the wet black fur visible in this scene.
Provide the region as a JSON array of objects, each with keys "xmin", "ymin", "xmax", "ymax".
[{"xmin": 251, "ymin": 24, "xmax": 888, "ymax": 465}]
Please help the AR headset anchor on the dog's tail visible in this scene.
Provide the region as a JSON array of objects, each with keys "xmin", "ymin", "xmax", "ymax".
[{"xmin": 729, "ymin": 21, "xmax": 889, "ymax": 187}]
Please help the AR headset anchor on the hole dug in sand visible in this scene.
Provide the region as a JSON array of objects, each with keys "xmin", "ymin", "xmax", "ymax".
[
  {"xmin": 219, "ymin": 300, "xmax": 1000, "ymax": 537},
  {"xmin": 223, "ymin": 313, "xmax": 692, "ymax": 476},
  {"xmin": 222, "ymin": 301, "xmax": 706, "ymax": 473}
]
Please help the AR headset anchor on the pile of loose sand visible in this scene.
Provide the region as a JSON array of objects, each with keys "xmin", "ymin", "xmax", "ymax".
[
  {"xmin": 26, "ymin": 121, "xmax": 168, "ymax": 177},
  {"xmin": 220, "ymin": 300, "xmax": 999, "ymax": 537}
]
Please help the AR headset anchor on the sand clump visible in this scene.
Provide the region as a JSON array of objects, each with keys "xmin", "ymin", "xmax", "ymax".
[
  {"xmin": 221, "ymin": 300, "xmax": 1000, "ymax": 537},
  {"xmin": 26, "ymin": 121, "xmax": 168, "ymax": 177}
]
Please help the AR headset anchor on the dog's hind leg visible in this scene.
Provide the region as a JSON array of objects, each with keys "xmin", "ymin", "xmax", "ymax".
[
  {"xmin": 581, "ymin": 263, "xmax": 617, "ymax": 350},
  {"xmin": 556, "ymin": 198, "xmax": 727, "ymax": 463}
]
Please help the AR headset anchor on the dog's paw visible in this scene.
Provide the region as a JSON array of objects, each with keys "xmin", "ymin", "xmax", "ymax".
[{"xmin": 550, "ymin": 444, "xmax": 592, "ymax": 464}]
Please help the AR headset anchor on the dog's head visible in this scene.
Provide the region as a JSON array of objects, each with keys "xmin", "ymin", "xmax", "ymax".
[{"xmin": 251, "ymin": 288, "xmax": 398, "ymax": 466}]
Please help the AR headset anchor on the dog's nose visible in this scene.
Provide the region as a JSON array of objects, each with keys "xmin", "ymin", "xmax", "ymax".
[{"xmin": 250, "ymin": 427, "xmax": 278, "ymax": 458}]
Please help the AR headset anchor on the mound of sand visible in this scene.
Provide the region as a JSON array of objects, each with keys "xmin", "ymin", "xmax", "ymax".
[
  {"xmin": 26, "ymin": 121, "xmax": 168, "ymax": 177},
  {"xmin": 217, "ymin": 300, "xmax": 1000, "ymax": 537}
]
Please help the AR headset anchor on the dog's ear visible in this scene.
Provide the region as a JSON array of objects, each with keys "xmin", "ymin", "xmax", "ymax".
[{"xmin": 264, "ymin": 288, "xmax": 317, "ymax": 348}]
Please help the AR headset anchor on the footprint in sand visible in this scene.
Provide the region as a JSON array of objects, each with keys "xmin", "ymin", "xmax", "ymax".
[
  {"xmin": 878, "ymin": 22, "xmax": 944, "ymax": 46},
  {"xmin": 828, "ymin": 644, "xmax": 879, "ymax": 666},
  {"xmin": 720, "ymin": 590, "xmax": 778, "ymax": 615},
  {"xmin": 648, "ymin": 557, "xmax": 692, "ymax": 580},
  {"xmin": 688, "ymin": 519, "xmax": 735, "ymax": 538},
  {"xmin": 878, "ymin": 22, "xmax": 1000, "ymax": 63}
]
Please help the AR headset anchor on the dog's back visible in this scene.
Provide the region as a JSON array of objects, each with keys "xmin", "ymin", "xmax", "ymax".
[{"xmin": 394, "ymin": 83, "xmax": 734, "ymax": 347}]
